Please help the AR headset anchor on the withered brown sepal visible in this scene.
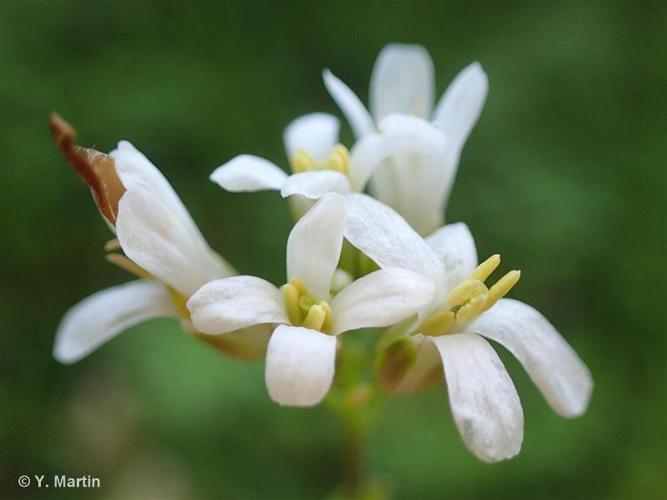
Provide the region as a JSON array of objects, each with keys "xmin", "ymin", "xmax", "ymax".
[{"xmin": 49, "ymin": 113, "xmax": 126, "ymax": 225}]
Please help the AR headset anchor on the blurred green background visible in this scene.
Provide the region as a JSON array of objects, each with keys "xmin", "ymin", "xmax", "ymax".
[{"xmin": 1, "ymin": 1, "xmax": 666, "ymax": 499}]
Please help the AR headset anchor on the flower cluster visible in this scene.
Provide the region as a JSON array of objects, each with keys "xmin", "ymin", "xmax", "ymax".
[{"xmin": 52, "ymin": 43, "xmax": 592, "ymax": 463}]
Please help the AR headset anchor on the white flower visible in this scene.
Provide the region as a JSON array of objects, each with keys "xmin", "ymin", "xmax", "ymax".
[
  {"xmin": 324, "ymin": 43, "xmax": 488, "ymax": 235},
  {"xmin": 343, "ymin": 194, "xmax": 593, "ymax": 462},
  {"xmin": 50, "ymin": 116, "xmax": 240, "ymax": 364},
  {"xmin": 187, "ymin": 195, "xmax": 434, "ymax": 407},
  {"xmin": 209, "ymin": 113, "xmax": 401, "ymax": 206}
]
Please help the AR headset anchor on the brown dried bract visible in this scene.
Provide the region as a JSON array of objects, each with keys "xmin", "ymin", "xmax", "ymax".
[{"xmin": 49, "ymin": 113, "xmax": 126, "ymax": 225}]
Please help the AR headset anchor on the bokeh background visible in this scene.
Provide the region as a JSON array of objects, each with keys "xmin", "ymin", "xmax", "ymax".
[{"xmin": 1, "ymin": 1, "xmax": 666, "ymax": 499}]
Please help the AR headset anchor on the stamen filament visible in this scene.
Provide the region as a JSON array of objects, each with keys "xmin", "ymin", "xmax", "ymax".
[
  {"xmin": 420, "ymin": 310, "xmax": 456, "ymax": 336},
  {"xmin": 106, "ymin": 254, "xmax": 153, "ymax": 280},
  {"xmin": 166, "ymin": 287, "xmax": 189, "ymax": 318},
  {"xmin": 104, "ymin": 238, "xmax": 121, "ymax": 252}
]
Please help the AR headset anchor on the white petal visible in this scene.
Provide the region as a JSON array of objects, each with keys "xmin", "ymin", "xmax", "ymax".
[
  {"xmin": 54, "ymin": 281, "xmax": 176, "ymax": 364},
  {"xmin": 111, "ymin": 141, "xmax": 232, "ymax": 295},
  {"xmin": 210, "ymin": 155, "xmax": 287, "ymax": 192},
  {"xmin": 330, "ymin": 268, "xmax": 434, "ymax": 335},
  {"xmin": 379, "ymin": 114, "xmax": 448, "ymax": 149},
  {"xmin": 342, "ymin": 193, "xmax": 443, "ymax": 281},
  {"xmin": 430, "ymin": 333, "xmax": 524, "ymax": 462},
  {"xmin": 322, "ymin": 69, "xmax": 375, "ymax": 139},
  {"xmin": 280, "ymin": 171, "xmax": 351, "ymax": 199},
  {"xmin": 265, "ymin": 325, "xmax": 338, "ymax": 406},
  {"xmin": 370, "ymin": 43, "xmax": 435, "ymax": 121},
  {"xmin": 433, "ymin": 62, "xmax": 488, "ymax": 161},
  {"xmin": 283, "ymin": 113, "xmax": 339, "ymax": 163},
  {"xmin": 347, "ymin": 133, "xmax": 395, "ymax": 192},
  {"xmin": 116, "ymin": 187, "xmax": 230, "ymax": 297},
  {"xmin": 111, "ymin": 141, "xmax": 191, "ymax": 226},
  {"xmin": 469, "ymin": 299, "xmax": 593, "ymax": 418},
  {"xmin": 287, "ymin": 195, "xmax": 345, "ymax": 299},
  {"xmin": 187, "ymin": 276, "xmax": 287, "ymax": 335},
  {"xmin": 426, "ymin": 222, "xmax": 478, "ymax": 290},
  {"xmin": 369, "ymin": 114, "xmax": 451, "ymax": 236}
]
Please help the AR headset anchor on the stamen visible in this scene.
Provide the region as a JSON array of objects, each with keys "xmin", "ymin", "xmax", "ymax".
[
  {"xmin": 448, "ymin": 279, "xmax": 487, "ymax": 307},
  {"xmin": 288, "ymin": 277, "xmax": 308, "ymax": 295},
  {"xmin": 469, "ymin": 254, "xmax": 501, "ymax": 281},
  {"xmin": 319, "ymin": 301, "xmax": 334, "ymax": 332},
  {"xmin": 282, "ymin": 278, "xmax": 334, "ymax": 333},
  {"xmin": 302, "ymin": 304, "xmax": 326, "ymax": 331},
  {"xmin": 291, "ymin": 150, "xmax": 315, "ymax": 173},
  {"xmin": 419, "ymin": 254, "xmax": 522, "ymax": 334},
  {"xmin": 104, "ymin": 238, "xmax": 121, "ymax": 252},
  {"xmin": 281, "ymin": 283, "xmax": 302, "ymax": 325},
  {"xmin": 166, "ymin": 286, "xmax": 189, "ymax": 318},
  {"xmin": 484, "ymin": 270, "xmax": 521, "ymax": 311},
  {"xmin": 455, "ymin": 295, "xmax": 487, "ymax": 324},
  {"xmin": 290, "ymin": 144, "xmax": 351, "ymax": 176},
  {"xmin": 106, "ymin": 254, "xmax": 153, "ymax": 280},
  {"xmin": 420, "ymin": 309, "xmax": 456, "ymax": 336},
  {"xmin": 327, "ymin": 144, "xmax": 350, "ymax": 175}
]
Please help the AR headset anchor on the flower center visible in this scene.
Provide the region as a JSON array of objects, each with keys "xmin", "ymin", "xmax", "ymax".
[
  {"xmin": 281, "ymin": 278, "xmax": 333, "ymax": 333},
  {"xmin": 289, "ymin": 144, "xmax": 350, "ymax": 176},
  {"xmin": 419, "ymin": 254, "xmax": 521, "ymax": 336}
]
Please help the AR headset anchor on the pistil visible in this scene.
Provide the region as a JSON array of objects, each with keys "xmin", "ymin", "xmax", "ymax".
[{"xmin": 280, "ymin": 278, "xmax": 333, "ymax": 333}]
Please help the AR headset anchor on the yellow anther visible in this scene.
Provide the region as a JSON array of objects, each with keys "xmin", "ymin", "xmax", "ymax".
[
  {"xmin": 327, "ymin": 144, "xmax": 350, "ymax": 175},
  {"xmin": 484, "ymin": 270, "xmax": 521, "ymax": 311},
  {"xmin": 104, "ymin": 238, "xmax": 121, "ymax": 252},
  {"xmin": 302, "ymin": 304, "xmax": 326, "ymax": 331},
  {"xmin": 448, "ymin": 279, "xmax": 488, "ymax": 307},
  {"xmin": 469, "ymin": 254, "xmax": 501, "ymax": 282},
  {"xmin": 106, "ymin": 253, "xmax": 153, "ymax": 280},
  {"xmin": 455, "ymin": 295, "xmax": 487, "ymax": 325},
  {"xmin": 288, "ymin": 277, "xmax": 308, "ymax": 295},
  {"xmin": 291, "ymin": 150, "xmax": 315, "ymax": 173},
  {"xmin": 319, "ymin": 301, "xmax": 334, "ymax": 332},
  {"xmin": 281, "ymin": 283, "xmax": 302, "ymax": 325},
  {"xmin": 420, "ymin": 309, "xmax": 456, "ymax": 336}
]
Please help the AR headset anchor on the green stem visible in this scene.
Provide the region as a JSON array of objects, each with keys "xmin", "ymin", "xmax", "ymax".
[{"xmin": 342, "ymin": 406, "xmax": 367, "ymax": 498}]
